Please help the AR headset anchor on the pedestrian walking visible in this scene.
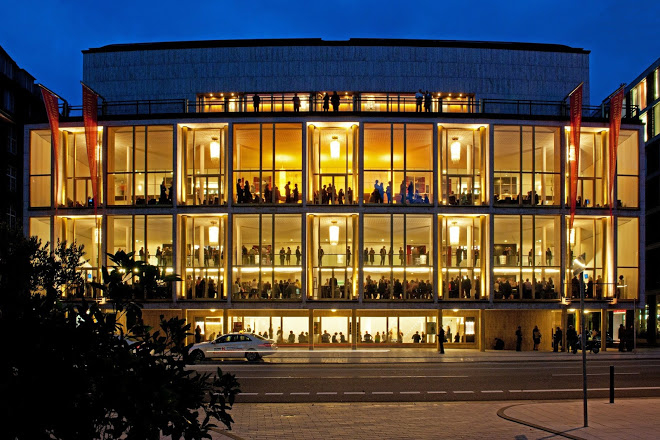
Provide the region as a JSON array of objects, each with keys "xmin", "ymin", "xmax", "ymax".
[
  {"xmin": 437, "ymin": 326, "xmax": 445, "ymax": 354},
  {"xmin": 532, "ymin": 325, "xmax": 541, "ymax": 351}
]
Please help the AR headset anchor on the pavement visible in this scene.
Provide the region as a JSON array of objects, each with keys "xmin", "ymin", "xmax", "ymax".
[
  {"xmin": 205, "ymin": 398, "xmax": 660, "ymax": 440},
  {"xmin": 178, "ymin": 348, "xmax": 660, "ymax": 439}
]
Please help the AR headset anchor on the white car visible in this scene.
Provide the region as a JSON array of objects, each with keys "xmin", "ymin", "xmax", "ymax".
[{"xmin": 188, "ymin": 333, "xmax": 277, "ymax": 363}]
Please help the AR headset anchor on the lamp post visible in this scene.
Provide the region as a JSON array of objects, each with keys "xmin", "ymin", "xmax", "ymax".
[{"xmin": 572, "ymin": 253, "xmax": 588, "ymax": 427}]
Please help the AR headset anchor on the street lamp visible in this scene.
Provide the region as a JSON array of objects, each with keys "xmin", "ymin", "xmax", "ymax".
[{"xmin": 572, "ymin": 252, "xmax": 588, "ymax": 428}]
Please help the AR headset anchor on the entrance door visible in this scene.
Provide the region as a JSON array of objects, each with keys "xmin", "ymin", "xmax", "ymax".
[{"xmin": 317, "ymin": 174, "xmax": 347, "ymax": 204}]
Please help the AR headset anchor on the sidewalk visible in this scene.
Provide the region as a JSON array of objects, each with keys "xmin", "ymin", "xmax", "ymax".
[
  {"xmin": 264, "ymin": 346, "xmax": 660, "ymax": 364},
  {"xmin": 207, "ymin": 398, "xmax": 660, "ymax": 440}
]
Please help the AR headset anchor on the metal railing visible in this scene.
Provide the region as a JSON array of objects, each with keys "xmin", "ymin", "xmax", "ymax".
[{"xmin": 58, "ymin": 94, "xmax": 639, "ymax": 119}]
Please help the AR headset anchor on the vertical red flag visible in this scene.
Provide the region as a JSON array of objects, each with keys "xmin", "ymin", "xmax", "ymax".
[
  {"xmin": 569, "ymin": 83, "xmax": 583, "ymax": 229},
  {"xmin": 40, "ymin": 87, "xmax": 60, "ymax": 210},
  {"xmin": 83, "ymin": 84, "xmax": 99, "ymax": 212},
  {"xmin": 608, "ymin": 88, "xmax": 624, "ymax": 217}
]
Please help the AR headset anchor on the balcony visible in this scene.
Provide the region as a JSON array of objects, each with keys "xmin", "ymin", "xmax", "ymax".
[{"xmin": 58, "ymin": 93, "xmax": 640, "ymax": 120}]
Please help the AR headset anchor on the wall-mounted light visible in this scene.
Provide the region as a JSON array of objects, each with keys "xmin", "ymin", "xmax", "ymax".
[
  {"xmin": 210, "ymin": 137, "xmax": 220, "ymax": 159},
  {"xmin": 450, "ymin": 137, "xmax": 461, "ymax": 163},
  {"xmin": 209, "ymin": 221, "xmax": 219, "ymax": 244},
  {"xmin": 449, "ymin": 222, "xmax": 460, "ymax": 245},
  {"xmin": 329, "ymin": 221, "xmax": 339, "ymax": 245},
  {"xmin": 330, "ymin": 136, "xmax": 340, "ymax": 159},
  {"xmin": 568, "ymin": 144, "xmax": 576, "ymax": 162}
]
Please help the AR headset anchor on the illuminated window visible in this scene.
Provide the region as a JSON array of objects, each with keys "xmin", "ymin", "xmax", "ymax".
[
  {"xmin": 309, "ymin": 215, "xmax": 357, "ymax": 300},
  {"xmin": 309, "ymin": 124, "xmax": 358, "ymax": 205},
  {"xmin": 181, "ymin": 215, "xmax": 226, "ymax": 300},
  {"xmin": 232, "ymin": 214, "xmax": 302, "ymax": 301},
  {"xmin": 107, "ymin": 126, "xmax": 174, "ymax": 206},
  {"xmin": 62, "ymin": 129, "xmax": 102, "ymax": 208},
  {"xmin": 364, "ymin": 123, "xmax": 433, "ymax": 205},
  {"xmin": 565, "ymin": 217, "xmax": 608, "ymax": 299},
  {"xmin": 616, "ymin": 130, "xmax": 639, "ymax": 208},
  {"xmin": 233, "ymin": 124, "xmax": 302, "ymax": 204},
  {"xmin": 440, "ymin": 126, "xmax": 485, "ymax": 206},
  {"xmin": 29, "ymin": 130, "xmax": 52, "ymax": 208},
  {"xmin": 494, "ymin": 215, "xmax": 561, "ymax": 300},
  {"xmin": 182, "ymin": 126, "xmax": 227, "ymax": 206},
  {"xmin": 617, "ymin": 218, "xmax": 639, "ymax": 300},
  {"xmin": 440, "ymin": 216, "xmax": 485, "ymax": 300},
  {"xmin": 494, "ymin": 126, "xmax": 560, "ymax": 206}
]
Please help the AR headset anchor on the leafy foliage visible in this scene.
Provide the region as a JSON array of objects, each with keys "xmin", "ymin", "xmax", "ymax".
[{"xmin": 0, "ymin": 225, "xmax": 240, "ymax": 440}]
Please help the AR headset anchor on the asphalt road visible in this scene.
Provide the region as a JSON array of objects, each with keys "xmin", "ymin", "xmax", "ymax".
[{"xmin": 190, "ymin": 358, "xmax": 660, "ymax": 403}]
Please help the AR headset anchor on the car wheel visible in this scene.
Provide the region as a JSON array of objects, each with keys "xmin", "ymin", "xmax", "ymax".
[
  {"xmin": 189, "ymin": 349, "xmax": 205, "ymax": 364},
  {"xmin": 246, "ymin": 350, "xmax": 261, "ymax": 362}
]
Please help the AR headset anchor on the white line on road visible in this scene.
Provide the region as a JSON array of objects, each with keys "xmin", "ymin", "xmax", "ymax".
[
  {"xmin": 237, "ymin": 375, "xmax": 469, "ymax": 379},
  {"xmin": 372, "ymin": 391, "xmax": 394, "ymax": 395},
  {"xmin": 427, "ymin": 391, "xmax": 447, "ymax": 394},
  {"xmin": 344, "ymin": 391, "xmax": 366, "ymax": 395},
  {"xmin": 481, "ymin": 390, "xmax": 504, "ymax": 393},
  {"xmin": 400, "ymin": 391, "xmax": 421, "ymax": 394},
  {"xmin": 552, "ymin": 372, "xmax": 640, "ymax": 376},
  {"xmin": 453, "ymin": 391, "xmax": 474, "ymax": 394},
  {"xmin": 317, "ymin": 392, "xmax": 337, "ymax": 395},
  {"xmin": 290, "ymin": 392, "xmax": 310, "ymax": 395},
  {"xmin": 264, "ymin": 393, "xmax": 283, "ymax": 396},
  {"xmin": 240, "ymin": 392, "xmax": 259, "ymax": 396},
  {"xmin": 378, "ymin": 375, "xmax": 469, "ymax": 378}
]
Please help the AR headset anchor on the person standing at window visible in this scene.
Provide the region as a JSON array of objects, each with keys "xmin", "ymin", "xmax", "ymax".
[
  {"xmin": 285, "ymin": 181, "xmax": 291, "ymax": 203},
  {"xmin": 415, "ymin": 89, "xmax": 423, "ymax": 112},
  {"xmin": 346, "ymin": 246, "xmax": 351, "ymax": 266},
  {"xmin": 295, "ymin": 246, "xmax": 301, "ymax": 265},
  {"xmin": 292, "ymin": 93, "xmax": 300, "ymax": 112},
  {"xmin": 546, "ymin": 247, "xmax": 552, "ymax": 266},
  {"xmin": 424, "ymin": 91, "xmax": 432, "ymax": 112},
  {"xmin": 331, "ymin": 91, "xmax": 340, "ymax": 112},
  {"xmin": 380, "ymin": 246, "xmax": 386, "ymax": 265},
  {"xmin": 318, "ymin": 247, "xmax": 324, "ymax": 267},
  {"xmin": 286, "ymin": 247, "xmax": 291, "ymax": 265},
  {"xmin": 252, "ymin": 94, "xmax": 260, "ymax": 112},
  {"xmin": 293, "ymin": 183, "xmax": 299, "ymax": 203},
  {"xmin": 322, "ymin": 93, "xmax": 330, "ymax": 112}
]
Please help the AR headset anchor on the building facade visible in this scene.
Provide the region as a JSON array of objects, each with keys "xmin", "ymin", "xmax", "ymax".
[
  {"xmin": 25, "ymin": 39, "xmax": 644, "ymax": 350},
  {"xmin": 628, "ymin": 57, "xmax": 660, "ymax": 344},
  {"xmin": 1, "ymin": 45, "xmax": 44, "ymax": 229}
]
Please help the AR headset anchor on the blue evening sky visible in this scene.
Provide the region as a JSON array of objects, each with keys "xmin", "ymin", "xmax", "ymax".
[{"xmin": 1, "ymin": 0, "xmax": 658, "ymax": 105}]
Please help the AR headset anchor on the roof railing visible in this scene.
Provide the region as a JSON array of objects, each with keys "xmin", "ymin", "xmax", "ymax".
[{"xmin": 57, "ymin": 93, "xmax": 639, "ymax": 120}]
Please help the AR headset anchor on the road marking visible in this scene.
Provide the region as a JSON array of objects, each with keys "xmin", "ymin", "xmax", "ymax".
[
  {"xmin": 290, "ymin": 392, "xmax": 309, "ymax": 395},
  {"xmin": 372, "ymin": 391, "xmax": 393, "ymax": 395},
  {"xmin": 481, "ymin": 390, "xmax": 504, "ymax": 393},
  {"xmin": 264, "ymin": 392, "xmax": 283, "ymax": 396},
  {"xmin": 552, "ymin": 372, "xmax": 640, "ymax": 376},
  {"xmin": 317, "ymin": 392, "xmax": 337, "ymax": 395},
  {"xmin": 453, "ymin": 391, "xmax": 474, "ymax": 394},
  {"xmin": 427, "ymin": 391, "xmax": 447, "ymax": 394},
  {"xmin": 344, "ymin": 391, "xmax": 365, "ymax": 395},
  {"xmin": 400, "ymin": 391, "xmax": 421, "ymax": 394},
  {"xmin": 378, "ymin": 375, "xmax": 468, "ymax": 378},
  {"xmin": 241, "ymin": 392, "xmax": 258, "ymax": 396}
]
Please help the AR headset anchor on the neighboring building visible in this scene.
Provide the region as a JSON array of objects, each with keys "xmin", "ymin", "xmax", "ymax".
[
  {"xmin": 25, "ymin": 39, "xmax": 644, "ymax": 350},
  {"xmin": 0, "ymin": 45, "xmax": 44, "ymax": 229},
  {"xmin": 628, "ymin": 57, "xmax": 660, "ymax": 345}
]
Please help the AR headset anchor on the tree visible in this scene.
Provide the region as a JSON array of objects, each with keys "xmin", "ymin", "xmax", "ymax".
[{"xmin": 0, "ymin": 225, "xmax": 240, "ymax": 439}]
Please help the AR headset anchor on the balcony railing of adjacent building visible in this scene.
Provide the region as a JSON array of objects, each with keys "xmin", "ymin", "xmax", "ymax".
[{"xmin": 58, "ymin": 93, "xmax": 640, "ymax": 120}]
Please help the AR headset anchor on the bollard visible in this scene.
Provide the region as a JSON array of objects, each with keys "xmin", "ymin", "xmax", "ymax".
[{"xmin": 610, "ymin": 365, "xmax": 615, "ymax": 403}]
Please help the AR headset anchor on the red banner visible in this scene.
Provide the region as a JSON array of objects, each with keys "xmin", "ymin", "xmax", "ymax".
[
  {"xmin": 569, "ymin": 83, "xmax": 583, "ymax": 229},
  {"xmin": 40, "ymin": 87, "xmax": 60, "ymax": 210},
  {"xmin": 82, "ymin": 85, "xmax": 99, "ymax": 212},
  {"xmin": 608, "ymin": 87, "xmax": 624, "ymax": 216}
]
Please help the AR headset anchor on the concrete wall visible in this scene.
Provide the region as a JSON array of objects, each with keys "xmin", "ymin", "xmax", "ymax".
[{"xmin": 83, "ymin": 43, "xmax": 590, "ymax": 103}]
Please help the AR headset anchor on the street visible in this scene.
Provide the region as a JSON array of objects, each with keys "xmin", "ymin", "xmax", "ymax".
[{"xmin": 190, "ymin": 355, "xmax": 660, "ymax": 403}]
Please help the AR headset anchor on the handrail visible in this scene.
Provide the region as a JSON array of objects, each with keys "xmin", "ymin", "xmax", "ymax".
[{"xmin": 57, "ymin": 94, "xmax": 640, "ymax": 119}]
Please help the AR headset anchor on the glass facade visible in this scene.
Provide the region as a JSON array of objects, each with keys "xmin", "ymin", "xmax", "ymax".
[
  {"xmin": 26, "ymin": 120, "xmax": 643, "ymax": 316},
  {"xmin": 107, "ymin": 126, "xmax": 174, "ymax": 206},
  {"xmin": 233, "ymin": 123, "xmax": 302, "ymax": 204},
  {"xmin": 182, "ymin": 126, "xmax": 227, "ymax": 206},
  {"xmin": 364, "ymin": 124, "xmax": 433, "ymax": 204}
]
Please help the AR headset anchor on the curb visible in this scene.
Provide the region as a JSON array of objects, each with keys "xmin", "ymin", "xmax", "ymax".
[
  {"xmin": 209, "ymin": 427, "xmax": 246, "ymax": 440},
  {"xmin": 497, "ymin": 403, "xmax": 586, "ymax": 440}
]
